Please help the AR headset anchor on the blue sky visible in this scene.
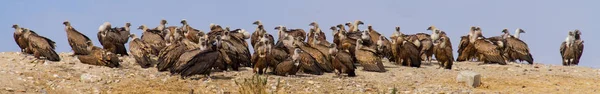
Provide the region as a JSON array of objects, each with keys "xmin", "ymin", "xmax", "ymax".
[{"xmin": 1, "ymin": 0, "xmax": 598, "ymax": 68}]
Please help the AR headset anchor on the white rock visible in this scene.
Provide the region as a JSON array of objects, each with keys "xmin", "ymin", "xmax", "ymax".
[
  {"xmin": 80, "ymin": 73, "xmax": 102, "ymax": 83},
  {"xmin": 456, "ymin": 71, "xmax": 481, "ymax": 88}
]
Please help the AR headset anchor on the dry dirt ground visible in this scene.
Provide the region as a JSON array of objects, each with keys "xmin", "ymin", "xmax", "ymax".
[{"xmin": 0, "ymin": 52, "xmax": 599, "ymax": 94}]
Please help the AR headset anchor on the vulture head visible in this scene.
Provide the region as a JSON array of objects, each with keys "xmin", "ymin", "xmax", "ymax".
[
  {"xmin": 138, "ymin": 25, "xmax": 149, "ymax": 31},
  {"xmin": 180, "ymin": 19, "xmax": 187, "ymax": 25},
  {"xmin": 431, "ymin": 28, "xmax": 442, "ymax": 42},
  {"xmin": 253, "ymin": 20, "xmax": 262, "ymax": 26},
  {"xmin": 12, "ymin": 24, "xmax": 19, "ymax": 29},
  {"xmin": 427, "ymin": 25, "xmax": 438, "ymax": 31},
  {"xmin": 12, "ymin": 24, "xmax": 22, "ymax": 34},
  {"xmin": 437, "ymin": 37, "xmax": 448, "ymax": 48},
  {"xmin": 312, "ymin": 33, "xmax": 321, "ymax": 45},
  {"xmin": 469, "ymin": 26, "xmax": 483, "ymax": 43},
  {"xmin": 21, "ymin": 28, "xmax": 31, "ymax": 38},
  {"xmin": 356, "ymin": 39, "xmax": 364, "ymax": 49},
  {"xmin": 565, "ymin": 31, "xmax": 575, "ymax": 46},
  {"xmin": 98, "ymin": 22, "xmax": 111, "ymax": 32},
  {"xmin": 573, "ymin": 29, "xmax": 581, "ymax": 40},
  {"xmin": 220, "ymin": 30, "xmax": 231, "ymax": 40},
  {"xmin": 328, "ymin": 44, "xmax": 338, "ymax": 56},
  {"xmin": 516, "ymin": 28, "xmax": 525, "ymax": 34},
  {"xmin": 198, "ymin": 36, "xmax": 208, "ymax": 51},
  {"xmin": 292, "ymin": 48, "xmax": 303, "ymax": 66},
  {"xmin": 309, "ymin": 22, "xmax": 319, "ymax": 28},
  {"xmin": 258, "ymin": 34, "xmax": 273, "ymax": 58},
  {"xmin": 501, "ymin": 28, "xmax": 511, "ymax": 39},
  {"xmin": 63, "ymin": 20, "xmax": 71, "ymax": 26},
  {"xmin": 225, "ymin": 26, "xmax": 231, "ymax": 32},
  {"xmin": 239, "ymin": 29, "xmax": 251, "ymax": 39},
  {"xmin": 361, "ymin": 30, "xmax": 371, "ymax": 40},
  {"xmin": 344, "ymin": 22, "xmax": 352, "ymax": 27},
  {"xmin": 376, "ymin": 36, "xmax": 387, "ymax": 52},
  {"xmin": 129, "ymin": 34, "xmax": 138, "ymax": 40},
  {"xmin": 274, "ymin": 25, "xmax": 287, "ymax": 39},
  {"xmin": 391, "ymin": 26, "xmax": 403, "ymax": 39},
  {"xmin": 160, "ymin": 19, "xmax": 168, "ymax": 25}
]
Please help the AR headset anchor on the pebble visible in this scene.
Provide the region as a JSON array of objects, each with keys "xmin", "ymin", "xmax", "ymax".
[
  {"xmin": 4, "ymin": 87, "xmax": 14, "ymax": 92},
  {"xmin": 80, "ymin": 73, "xmax": 102, "ymax": 83}
]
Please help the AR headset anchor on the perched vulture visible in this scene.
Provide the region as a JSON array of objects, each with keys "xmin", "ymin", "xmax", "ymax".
[
  {"xmin": 138, "ymin": 25, "xmax": 165, "ymax": 56},
  {"xmin": 432, "ymin": 31, "xmax": 453, "ymax": 69},
  {"xmin": 274, "ymin": 49, "xmax": 303, "ymax": 76},
  {"xmin": 21, "ymin": 28, "xmax": 60, "ymax": 61},
  {"xmin": 355, "ymin": 39, "xmax": 385, "ymax": 72},
  {"xmin": 293, "ymin": 37, "xmax": 333, "ymax": 72},
  {"xmin": 156, "ymin": 41, "xmax": 188, "ymax": 71},
  {"xmin": 390, "ymin": 33, "xmax": 421, "ymax": 67},
  {"xmin": 470, "ymin": 27, "xmax": 507, "ymax": 65},
  {"xmin": 346, "ymin": 20, "xmax": 364, "ymax": 32},
  {"xmin": 77, "ymin": 41, "xmax": 120, "ymax": 68},
  {"xmin": 560, "ymin": 30, "xmax": 584, "ymax": 66},
  {"xmin": 128, "ymin": 34, "xmax": 155, "ymax": 68},
  {"xmin": 308, "ymin": 22, "xmax": 329, "ymax": 47},
  {"xmin": 309, "ymin": 34, "xmax": 333, "ymax": 62},
  {"xmin": 499, "ymin": 29, "xmax": 534, "ymax": 64},
  {"xmin": 376, "ymin": 36, "xmax": 393, "ymax": 60},
  {"xmin": 251, "ymin": 20, "xmax": 274, "ymax": 49},
  {"xmin": 456, "ymin": 35, "xmax": 478, "ymax": 61},
  {"xmin": 220, "ymin": 30, "xmax": 252, "ymax": 70},
  {"xmin": 164, "ymin": 26, "xmax": 184, "ymax": 45},
  {"xmin": 295, "ymin": 47, "xmax": 324, "ymax": 75},
  {"xmin": 405, "ymin": 33, "xmax": 433, "ymax": 64},
  {"xmin": 177, "ymin": 35, "xmax": 226, "ymax": 78},
  {"xmin": 252, "ymin": 34, "xmax": 277, "ymax": 74},
  {"xmin": 63, "ymin": 21, "xmax": 92, "ymax": 55},
  {"xmin": 97, "ymin": 22, "xmax": 128, "ymax": 56},
  {"xmin": 170, "ymin": 37, "xmax": 213, "ymax": 74},
  {"xmin": 331, "ymin": 25, "xmax": 343, "ymax": 46},
  {"xmin": 12, "ymin": 25, "xmax": 34, "ymax": 54},
  {"xmin": 366, "ymin": 25, "xmax": 383, "ymax": 46},
  {"xmin": 155, "ymin": 19, "xmax": 167, "ymax": 32},
  {"xmin": 275, "ymin": 26, "xmax": 306, "ymax": 42},
  {"xmin": 181, "ymin": 19, "xmax": 204, "ymax": 43},
  {"xmin": 329, "ymin": 44, "xmax": 356, "ymax": 77}
]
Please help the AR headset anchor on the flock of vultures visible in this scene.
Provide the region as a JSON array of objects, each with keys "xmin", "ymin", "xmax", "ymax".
[{"xmin": 11, "ymin": 20, "xmax": 584, "ymax": 78}]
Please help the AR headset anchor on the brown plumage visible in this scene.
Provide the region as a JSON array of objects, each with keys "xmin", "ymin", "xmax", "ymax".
[
  {"xmin": 164, "ymin": 26, "xmax": 184, "ymax": 45},
  {"xmin": 171, "ymin": 37, "xmax": 212, "ymax": 74},
  {"xmin": 251, "ymin": 33, "xmax": 278, "ymax": 74},
  {"xmin": 560, "ymin": 30, "xmax": 584, "ymax": 66},
  {"xmin": 470, "ymin": 27, "xmax": 507, "ymax": 65},
  {"xmin": 329, "ymin": 44, "xmax": 356, "ymax": 77},
  {"xmin": 500, "ymin": 29, "xmax": 534, "ymax": 64},
  {"xmin": 77, "ymin": 41, "xmax": 120, "ymax": 68},
  {"xmin": 128, "ymin": 34, "xmax": 155, "ymax": 68},
  {"xmin": 12, "ymin": 25, "xmax": 34, "ymax": 54},
  {"xmin": 181, "ymin": 20, "xmax": 203, "ymax": 44},
  {"xmin": 432, "ymin": 31, "xmax": 453, "ymax": 69},
  {"xmin": 347, "ymin": 20, "xmax": 364, "ymax": 32},
  {"xmin": 293, "ymin": 37, "xmax": 333, "ymax": 72},
  {"xmin": 308, "ymin": 22, "xmax": 329, "ymax": 47},
  {"xmin": 456, "ymin": 35, "xmax": 478, "ymax": 61},
  {"xmin": 296, "ymin": 47, "xmax": 324, "ymax": 75},
  {"xmin": 63, "ymin": 21, "xmax": 92, "ymax": 55},
  {"xmin": 376, "ymin": 36, "xmax": 393, "ymax": 60},
  {"xmin": 355, "ymin": 39, "xmax": 386, "ymax": 72},
  {"xmin": 155, "ymin": 19, "xmax": 167, "ymax": 32},
  {"xmin": 251, "ymin": 20, "xmax": 274, "ymax": 50},
  {"xmin": 176, "ymin": 36, "xmax": 225, "ymax": 78},
  {"xmin": 138, "ymin": 25, "xmax": 165, "ymax": 56},
  {"xmin": 391, "ymin": 34, "xmax": 421, "ymax": 67},
  {"xmin": 97, "ymin": 22, "xmax": 129, "ymax": 56},
  {"xmin": 274, "ymin": 49, "xmax": 303, "ymax": 76},
  {"xmin": 21, "ymin": 28, "xmax": 60, "ymax": 61},
  {"xmin": 406, "ymin": 33, "xmax": 433, "ymax": 64},
  {"xmin": 220, "ymin": 30, "xmax": 252, "ymax": 70},
  {"xmin": 275, "ymin": 26, "xmax": 306, "ymax": 41}
]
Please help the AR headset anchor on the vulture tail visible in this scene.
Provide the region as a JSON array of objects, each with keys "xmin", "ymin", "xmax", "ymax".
[{"xmin": 43, "ymin": 49, "xmax": 61, "ymax": 61}]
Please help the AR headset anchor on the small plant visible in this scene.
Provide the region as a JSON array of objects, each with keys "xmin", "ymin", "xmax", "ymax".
[{"xmin": 235, "ymin": 75, "xmax": 282, "ymax": 94}]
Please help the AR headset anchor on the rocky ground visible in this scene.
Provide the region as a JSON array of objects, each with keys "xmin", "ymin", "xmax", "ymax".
[{"xmin": 0, "ymin": 52, "xmax": 599, "ymax": 94}]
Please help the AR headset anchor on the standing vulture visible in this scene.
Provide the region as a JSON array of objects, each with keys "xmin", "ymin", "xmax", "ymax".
[
  {"xmin": 274, "ymin": 49, "xmax": 303, "ymax": 76},
  {"xmin": 177, "ymin": 35, "xmax": 226, "ymax": 78},
  {"xmin": 432, "ymin": 30, "xmax": 453, "ymax": 69},
  {"xmin": 308, "ymin": 22, "xmax": 330, "ymax": 47},
  {"xmin": 329, "ymin": 44, "xmax": 356, "ymax": 77},
  {"xmin": 63, "ymin": 21, "xmax": 92, "ymax": 55},
  {"xmin": 497, "ymin": 29, "xmax": 534, "ymax": 64},
  {"xmin": 469, "ymin": 27, "xmax": 507, "ymax": 65},
  {"xmin": 252, "ymin": 34, "xmax": 277, "ymax": 74},
  {"xmin": 456, "ymin": 35, "xmax": 478, "ymax": 61},
  {"xmin": 405, "ymin": 32, "xmax": 433, "ymax": 64},
  {"xmin": 251, "ymin": 20, "xmax": 273, "ymax": 49},
  {"xmin": 293, "ymin": 36, "xmax": 333, "ymax": 72},
  {"xmin": 346, "ymin": 20, "xmax": 364, "ymax": 32},
  {"xmin": 12, "ymin": 25, "xmax": 33, "ymax": 54},
  {"xmin": 77, "ymin": 41, "xmax": 120, "ymax": 68},
  {"xmin": 560, "ymin": 30, "xmax": 584, "ymax": 66},
  {"xmin": 21, "ymin": 28, "xmax": 60, "ymax": 61},
  {"xmin": 97, "ymin": 22, "xmax": 128, "ymax": 56},
  {"xmin": 138, "ymin": 25, "xmax": 165, "ymax": 55},
  {"xmin": 170, "ymin": 36, "xmax": 213, "ymax": 74},
  {"xmin": 181, "ymin": 19, "xmax": 204, "ymax": 43},
  {"xmin": 128, "ymin": 34, "xmax": 155, "ymax": 68},
  {"xmin": 355, "ymin": 39, "xmax": 386, "ymax": 72},
  {"xmin": 390, "ymin": 30, "xmax": 421, "ymax": 67},
  {"xmin": 219, "ymin": 30, "xmax": 252, "ymax": 70},
  {"xmin": 155, "ymin": 19, "xmax": 167, "ymax": 33}
]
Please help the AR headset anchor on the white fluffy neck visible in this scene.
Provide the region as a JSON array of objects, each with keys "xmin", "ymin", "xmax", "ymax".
[{"xmin": 513, "ymin": 29, "xmax": 521, "ymax": 39}]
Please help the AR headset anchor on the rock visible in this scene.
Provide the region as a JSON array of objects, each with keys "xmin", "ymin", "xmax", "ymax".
[
  {"xmin": 80, "ymin": 73, "xmax": 102, "ymax": 83},
  {"xmin": 4, "ymin": 87, "xmax": 14, "ymax": 92},
  {"xmin": 456, "ymin": 71, "xmax": 481, "ymax": 88}
]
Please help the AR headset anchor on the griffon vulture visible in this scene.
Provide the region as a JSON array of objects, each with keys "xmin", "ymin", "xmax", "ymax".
[
  {"xmin": 251, "ymin": 20, "xmax": 274, "ymax": 49},
  {"xmin": 177, "ymin": 35, "xmax": 227, "ymax": 79},
  {"xmin": 252, "ymin": 34, "xmax": 278, "ymax": 74},
  {"xmin": 12, "ymin": 25, "xmax": 34, "ymax": 54},
  {"xmin": 390, "ymin": 32, "xmax": 421, "ymax": 67},
  {"xmin": 432, "ymin": 30, "xmax": 453, "ymax": 69},
  {"xmin": 181, "ymin": 19, "xmax": 204, "ymax": 43},
  {"xmin": 128, "ymin": 34, "xmax": 155, "ymax": 68},
  {"xmin": 138, "ymin": 25, "xmax": 165, "ymax": 56},
  {"xmin": 560, "ymin": 30, "xmax": 584, "ymax": 66},
  {"xmin": 308, "ymin": 22, "xmax": 330, "ymax": 47},
  {"xmin": 329, "ymin": 44, "xmax": 356, "ymax": 77},
  {"xmin": 499, "ymin": 29, "xmax": 534, "ymax": 64},
  {"xmin": 275, "ymin": 26, "xmax": 306, "ymax": 42},
  {"xmin": 469, "ymin": 27, "xmax": 507, "ymax": 65},
  {"xmin": 293, "ymin": 37, "xmax": 333, "ymax": 72},
  {"xmin": 21, "ymin": 28, "xmax": 60, "ymax": 61},
  {"xmin": 220, "ymin": 30, "xmax": 252, "ymax": 69},
  {"xmin": 77, "ymin": 41, "xmax": 120, "ymax": 68},
  {"xmin": 274, "ymin": 49, "xmax": 303, "ymax": 76},
  {"xmin": 63, "ymin": 21, "xmax": 92, "ymax": 55},
  {"xmin": 97, "ymin": 22, "xmax": 128, "ymax": 56},
  {"xmin": 355, "ymin": 39, "xmax": 386, "ymax": 72}
]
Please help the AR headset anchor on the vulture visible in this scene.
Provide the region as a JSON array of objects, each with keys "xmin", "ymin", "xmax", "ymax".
[
  {"xmin": 207, "ymin": 23, "xmax": 226, "ymax": 42},
  {"xmin": 220, "ymin": 29, "xmax": 252, "ymax": 69},
  {"xmin": 252, "ymin": 34, "xmax": 278, "ymax": 74},
  {"xmin": 251, "ymin": 20, "xmax": 274, "ymax": 49},
  {"xmin": 156, "ymin": 40, "xmax": 189, "ymax": 71},
  {"xmin": 274, "ymin": 49, "xmax": 303, "ymax": 76},
  {"xmin": 456, "ymin": 35, "xmax": 478, "ymax": 61},
  {"xmin": 308, "ymin": 22, "xmax": 330, "ymax": 46},
  {"xmin": 97, "ymin": 22, "xmax": 129, "ymax": 56},
  {"xmin": 170, "ymin": 36, "xmax": 215, "ymax": 74},
  {"xmin": 128, "ymin": 34, "xmax": 155, "ymax": 68},
  {"xmin": 295, "ymin": 47, "xmax": 324, "ymax": 75},
  {"xmin": 390, "ymin": 31, "xmax": 421, "ymax": 67},
  {"xmin": 560, "ymin": 30, "xmax": 584, "ymax": 66},
  {"xmin": 77, "ymin": 41, "xmax": 120, "ymax": 68},
  {"xmin": 469, "ymin": 27, "xmax": 507, "ymax": 65},
  {"xmin": 181, "ymin": 19, "xmax": 204, "ymax": 43},
  {"xmin": 21, "ymin": 28, "xmax": 60, "ymax": 61},
  {"xmin": 275, "ymin": 26, "xmax": 306, "ymax": 42},
  {"xmin": 138, "ymin": 25, "xmax": 165, "ymax": 55},
  {"xmin": 346, "ymin": 20, "xmax": 364, "ymax": 32},
  {"xmin": 12, "ymin": 25, "xmax": 33, "ymax": 54},
  {"xmin": 293, "ymin": 36, "xmax": 333, "ymax": 72},
  {"xmin": 406, "ymin": 32, "xmax": 433, "ymax": 64},
  {"xmin": 376, "ymin": 36, "xmax": 393, "ymax": 60},
  {"xmin": 177, "ymin": 35, "xmax": 227, "ymax": 78},
  {"xmin": 309, "ymin": 34, "xmax": 333, "ymax": 61},
  {"xmin": 500, "ymin": 29, "xmax": 534, "ymax": 64},
  {"xmin": 366, "ymin": 25, "xmax": 384, "ymax": 46},
  {"xmin": 432, "ymin": 30, "xmax": 453, "ymax": 69},
  {"xmin": 329, "ymin": 44, "xmax": 356, "ymax": 77},
  {"xmin": 63, "ymin": 21, "xmax": 92, "ymax": 55},
  {"xmin": 164, "ymin": 26, "xmax": 184, "ymax": 45},
  {"xmin": 155, "ymin": 19, "xmax": 167, "ymax": 32},
  {"xmin": 355, "ymin": 39, "xmax": 386, "ymax": 72},
  {"xmin": 331, "ymin": 25, "xmax": 343, "ymax": 46}
]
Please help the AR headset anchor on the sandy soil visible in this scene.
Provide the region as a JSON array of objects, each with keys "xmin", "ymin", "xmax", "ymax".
[{"xmin": 0, "ymin": 52, "xmax": 599, "ymax": 94}]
